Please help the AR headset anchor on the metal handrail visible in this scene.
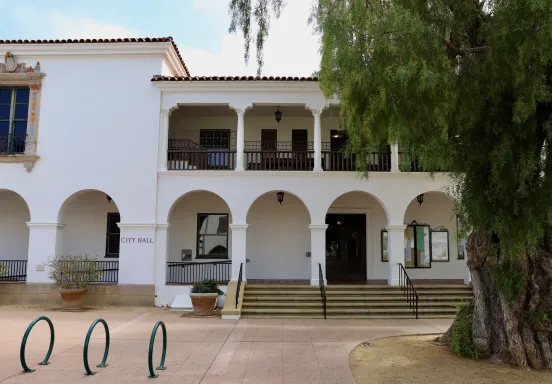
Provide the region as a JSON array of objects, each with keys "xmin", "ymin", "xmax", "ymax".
[
  {"xmin": 318, "ymin": 263, "xmax": 326, "ymax": 320},
  {"xmin": 235, "ymin": 263, "xmax": 243, "ymax": 309},
  {"xmin": 166, "ymin": 260, "xmax": 231, "ymax": 284},
  {"xmin": 398, "ymin": 263, "xmax": 419, "ymax": 319}
]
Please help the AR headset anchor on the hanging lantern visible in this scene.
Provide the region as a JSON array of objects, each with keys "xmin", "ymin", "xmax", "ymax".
[
  {"xmin": 277, "ymin": 191, "xmax": 284, "ymax": 204},
  {"xmin": 416, "ymin": 194, "xmax": 424, "ymax": 206},
  {"xmin": 274, "ymin": 106, "xmax": 282, "ymax": 124}
]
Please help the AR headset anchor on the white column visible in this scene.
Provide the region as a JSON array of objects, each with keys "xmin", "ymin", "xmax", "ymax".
[
  {"xmin": 26, "ymin": 222, "xmax": 64, "ymax": 283},
  {"xmin": 386, "ymin": 224, "xmax": 406, "ymax": 285},
  {"xmin": 154, "ymin": 224, "xmax": 170, "ymax": 306},
  {"xmin": 391, "ymin": 143, "xmax": 400, "ymax": 172},
  {"xmin": 464, "ymin": 247, "xmax": 472, "ymax": 285},
  {"xmin": 230, "ymin": 103, "xmax": 252, "ymax": 171},
  {"xmin": 306, "ymin": 103, "xmax": 328, "ymax": 172},
  {"xmin": 117, "ymin": 223, "xmax": 157, "ymax": 285},
  {"xmin": 158, "ymin": 109, "xmax": 170, "ymax": 171},
  {"xmin": 230, "ymin": 224, "xmax": 248, "ymax": 281},
  {"xmin": 309, "ymin": 224, "xmax": 328, "ymax": 286}
]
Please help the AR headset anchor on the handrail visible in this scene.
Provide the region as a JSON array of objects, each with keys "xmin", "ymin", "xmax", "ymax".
[
  {"xmin": 148, "ymin": 321, "xmax": 167, "ymax": 378},
  {"xmin": 235, "ymin": 263, "xmax": 243, "ymax": 309},
  {"xmin": 20, "ymin": 316, "xmax": 55, "ymax": 373},
  {"xmin": 166, "ymin": 260, "xmax": 231, "ymax": 284},
  {"xmin": 318, "ymin": 263, "xmax": 326, "ymax": 320},
  {"xmin": 83, "ymin": 318, "xmax": 110, "ymax": 376},
  {"xmin": 398, "ymin": 263, "xmax": 419, "ymax": 319}
]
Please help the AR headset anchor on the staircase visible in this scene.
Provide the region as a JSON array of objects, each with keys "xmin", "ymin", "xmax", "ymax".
[{"xmin": 241, "ymin": 284, "xmax": 472, "ymax": 319}]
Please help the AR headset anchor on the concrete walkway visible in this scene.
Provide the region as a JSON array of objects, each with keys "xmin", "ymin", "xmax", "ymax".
[{"xmin": 0, "ymin": 310, "xmax": 451, "ymax": 383}]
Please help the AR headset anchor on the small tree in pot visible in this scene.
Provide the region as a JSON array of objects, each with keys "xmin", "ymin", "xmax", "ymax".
[
  {"xmin": 47, "ymin": 255, "xmax": 101, "ymax": 310},
  {"xmin": 190, "ymin": 279, "xmax": 224, "ymax": 316}
]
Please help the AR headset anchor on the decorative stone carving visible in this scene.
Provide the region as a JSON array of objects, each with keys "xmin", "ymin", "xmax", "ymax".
[
  {"xmin": 1, "ymin": 53, "xmax": 41, "ymax": 73},
  {"xmin": 306, "ymin": 101, "xmax": 329, "ymax": 116},
  {"xmin": 229, "ymin": 102, "xmax": 253, "ymax": 115}
]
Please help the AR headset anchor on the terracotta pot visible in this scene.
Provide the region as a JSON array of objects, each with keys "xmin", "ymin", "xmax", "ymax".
[
  {"xmin": 60, "ymin": 288, "xmax": 88, "ymax": 310},
  {"xmin": 190, "ymin": 293, "xmax": 218, "ymax": 316}
]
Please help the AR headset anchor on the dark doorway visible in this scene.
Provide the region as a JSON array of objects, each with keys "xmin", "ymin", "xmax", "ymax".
[
  {"xmin": 292, "ymin": 129, "xmax": 308, "ymax": 151},
  {"xmin": 325, "ymin": 214, "xmax": 367, "ymax": 281}
]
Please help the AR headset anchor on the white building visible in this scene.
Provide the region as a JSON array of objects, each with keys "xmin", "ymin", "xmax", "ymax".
[{"xmin": 0, "ymin": 38, "xmax": 469, "ymax": 313}]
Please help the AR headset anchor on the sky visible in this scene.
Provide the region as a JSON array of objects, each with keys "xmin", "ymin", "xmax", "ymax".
[{"xmin": 0, "ymin": 0, "xmax": 321, "ymax": 76}]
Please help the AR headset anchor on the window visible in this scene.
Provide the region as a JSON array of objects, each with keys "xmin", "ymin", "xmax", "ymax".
[
  {"xmin": 0, "ymin": 87, "xmax": 29, "ymax": 154},
  {"xmin": 105, "ymin": 213, "xmax": 120, "ymax": 258},
  {"xmin": 197, "ymin": 214, "xmax": 229, "ymax": 259}
]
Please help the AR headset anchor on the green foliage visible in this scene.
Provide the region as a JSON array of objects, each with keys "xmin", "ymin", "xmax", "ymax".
[
  {"xmin": 525, "ymin": 308, "xmax": 551, "ymax": 325},
  {"xmin": 191, "ymin": 279, "xmax": 225, "ymax": 295},
  {"xmin": 0, "ymin": 263, "xmax": 5, "ymax": 276},
  {"xmin": 491, "ymin": 263, "xmax": 528, "ymax": 302},
  {"xmin": 230, "ymin": 0, "xmax": 552, "ymax": 261},
  {"xmin": 451, "ymin": 303, "xmax": 479, "ymax": 360},
  {"xmin": 47, "ymin": 254, "xmax": 102, "ymax": 290}
]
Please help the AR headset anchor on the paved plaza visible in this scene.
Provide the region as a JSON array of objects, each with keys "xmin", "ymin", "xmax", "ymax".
[{"xmin": 0, "ymin": 309, "xmax": 451, "ymax": 383}]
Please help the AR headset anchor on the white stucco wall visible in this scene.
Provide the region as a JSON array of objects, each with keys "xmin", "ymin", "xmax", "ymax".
[
  {"xmin": 0, "ymin": 191, "xmax": 30, "ymax": 260},
  {"xmin": 59, "ymin": 190, "xmax": 120, "ymax": 260},
  {"xmin": 247, "ymin": 192, "xmax": 311, "ymax": 279}
]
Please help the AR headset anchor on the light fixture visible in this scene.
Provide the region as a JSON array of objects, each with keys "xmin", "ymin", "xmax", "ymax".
[
  {"xmin": 416, "ymin": 194, "xmax": 424, "ymax": 206},
  {"xmin": 337, "ymin": 221, "xmax": 342, "ymax": 226},
  {"xmin": 106, "ymin": 194, "xmax": 112, "ymax": 203},
  {"xmin": 277, "ymin": 191, "xmax": 284, "ymax": 204},
  {"xmin": 274, "ymin": 106, "xmax": 282, "ymax": 124}
]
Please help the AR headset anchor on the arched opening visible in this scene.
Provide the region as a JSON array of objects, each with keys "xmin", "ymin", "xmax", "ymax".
[
  {"xmin": 326, "ymin": 191, "xmax": 389, "ymax": 282},
  {"xmin": 58, "ymin": 190, "xmax": 120, "ymax": 259},
  {"xmin": 402, "ymin": 191, "xmax": 463, "ymax": 281},
  {"xmin": 166, "ymin": 191, "xmax": 232, "ymax": 284},
  {"xmin": 0, "ymin": 190, "xmax": 30, "ymax": 281},
  {"xmin": 246, "ymin": 191, "xmax": 311, "ymax": 281}
]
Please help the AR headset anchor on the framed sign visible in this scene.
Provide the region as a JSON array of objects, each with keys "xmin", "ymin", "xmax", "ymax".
[
  {"xmin": 405, "ymin": 222, "xmax": 431, "ymax": 268},
  {"xmin": 381, "ymin": 230, "xmax": 388, "ymax": 262},
  {"xmin": 431, "ymin": 226, "xmax": 449, "ymax": 262}
]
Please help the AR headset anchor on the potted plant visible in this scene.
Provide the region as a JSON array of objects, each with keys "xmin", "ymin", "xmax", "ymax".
[
  {"xmin": 47, "ymin": 254, "xmax": 101, "ymax": 310},
  {"xmin": 190, "ymin": 279, "xmax": 224, "ymax": 316}
]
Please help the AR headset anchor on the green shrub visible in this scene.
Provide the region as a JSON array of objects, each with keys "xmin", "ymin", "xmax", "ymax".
[
  {"xmin": 451, "ymin": 303, "xmax": 479, "ymax": 359},
  {"xmin": 491, "ymin": 263, "xmax": 527, "ymax": 302},
  {"xmin": 47, "ymin": 254, "xmax": 102, "ymax": 290},
  {"xmin": 526, "ymin": 308, "xmax": 551, "ymax": 325},
  {"xmin": 191, "ymin": 279, "xmax": 225, "ymax": 295}
]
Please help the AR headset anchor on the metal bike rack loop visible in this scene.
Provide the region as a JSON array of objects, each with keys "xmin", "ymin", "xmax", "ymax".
[
  {"xmin": 147, "ymin": 321, "xmax": 167, "ymax": 378},
  {"xmin": 83, "ymin": 318, "xmax": 110, "ymax": 375},
  {"xmin": 20, "ymin": 316, "xmax": 55, "ymax": 373}
]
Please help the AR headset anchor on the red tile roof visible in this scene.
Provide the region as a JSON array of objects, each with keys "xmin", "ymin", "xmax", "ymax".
[
  {"xmin": 151, "ymin": 75, "xmax": 319, "ymax": 82},
  {"xmin": 0, "ymin": 37, "xmax": 190, "ymax": 77}
]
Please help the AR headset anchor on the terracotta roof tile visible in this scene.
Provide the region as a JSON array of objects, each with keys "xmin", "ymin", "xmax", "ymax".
[
  {"xmin": 151, "ymin": 75, "xmax": 319, "ymax": 82},
  {"xmin": 0, "ymin": 37, "xmax": 190, "ymax": 77}
]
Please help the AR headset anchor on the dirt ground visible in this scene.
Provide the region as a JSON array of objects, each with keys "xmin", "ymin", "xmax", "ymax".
[{"xmin": 350, "ymin": 335, "xmax": 552, "ymax": 384}]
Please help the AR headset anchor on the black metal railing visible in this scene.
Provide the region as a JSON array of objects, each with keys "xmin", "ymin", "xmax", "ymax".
[
  {"xmin": 168, "ymin": 150, "xmax": 236, "ymax": 170},
  {"xmin": 322, "ymin": 142, "xmax": 391, "ymax": 171},
  {"xmin": 319, "ymin": 263, "xmax": 327, "ymax": 320},
  {"xmin": 235, "ymin": 263, "xmax": 243, "ymax": 309},
  {"xmin": 60, "ymin": 261, "xmax": 119, "ymax": 284},
  {"xmin": 398, "ymin": 263, "xmax": 419, "ymax": 319},
  {"xmin": 245, "ymin": 151, "xmax": 315, "ymax": 170},
  {"xmin": 0, "ymin": 134, "xmax": 26, "ymax": 154},
  {"xmin": 244, "ymin": 141, "xmax": 314, "ymax": 151},
  {"xmin": 0, "ymin": 260, "xmax": 27, "ymax": 282},
  {"xmin": 166, "ymin": 260, "xmax": 231, "ymax": 284}
]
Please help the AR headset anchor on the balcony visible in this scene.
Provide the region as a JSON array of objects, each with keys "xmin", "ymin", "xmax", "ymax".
[{"xmin": 0, "ymin": 134, "xmax": 26, "ymax": 154}]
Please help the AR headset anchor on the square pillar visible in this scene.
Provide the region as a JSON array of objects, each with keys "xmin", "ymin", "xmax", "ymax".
[
  {"xmin": 158, "ymin": 109, "xmax": 170, "ymax": 171},
  {"xmin": 154, "ymin": 224, "xmax": 170, "ymax": 306},
  {"xmin": 230, "ymin": 224, "xmax": 248, "ymax": 281},
  {"xmin": 391, "ymin": 143, "xmax": 400, "ymax": 172},
  {"xmin": 117, "ymin": 223, "xmax": 157, "ymax": 285},
  {"xmin": 309, "ymin": 224, "xmax": 328, "ymax": 286},
  {"xmin": 26, "ymin": 222, "xmax": 64, "ymax": 283},
  {"xmin": 386, "ymin": 224, "xmax": 406, "ymax": 285}
]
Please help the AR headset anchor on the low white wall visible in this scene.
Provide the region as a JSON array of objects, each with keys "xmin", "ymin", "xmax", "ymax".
[
  {"xmin": 0, "ymin": 191, "xmax": 30, "ymax": 260},
  {"xmin": 156, "ymin": 284, "xmax": 228, "ymax": 308},
  {"xmin": 247, "ymin": 192, "xmax": 311, "ymax": 279},
  {"xmin": 59, "ymin": 191, "xmax": 119, "ymax": 260}
]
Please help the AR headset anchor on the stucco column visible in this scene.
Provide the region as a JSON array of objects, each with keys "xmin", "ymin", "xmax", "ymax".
[
  {"xmin": 306, "ymin": 103, "xmax": 328, "ymax": 172},
  {"xmin": 386, "ymin": 224, "xmax": 406, "ymax": 285},
  {"xmin": 158, "ymin": 109, "xmax": 170, "ymax": 171},
  {"xmin": 464, "ymin": 247, "xmax": 472, "ymax": 285},
  {"xmin": 309, "ymin": 224, "xmax": 328, "ymax": 286},
  {"xmin": 230, "ymin": 103, "xmax": 252, "ymax": 171},
  {"xmin": 391, "ymin": 143, "xmax": 400, "ymax": 172},
  {"xmin": 154, "ymin": 224, "xmax": 170, "ymax": 306},
  {"xmin": 230, "ymin": 224, "xmax": 248, "ymax": 281},
  {"xmin": 26, "ymin": 222, "xmax": 64, "ymax": 283},
  {"xmin": 117, "ymin": 223, "xmax": 157, "ymax": 285}
]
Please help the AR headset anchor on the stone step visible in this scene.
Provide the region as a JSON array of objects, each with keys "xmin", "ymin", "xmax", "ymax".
[
  {"xmin": 244, "ymin": 295, "xmax": 471, "ymax": 302},
  {"xmin": 241, "ymin": 307, "xmax": 457, "ymax": 314},
  {"xmin": 243, "ymin": 301, "xmax": 461, "ymax": 308}
]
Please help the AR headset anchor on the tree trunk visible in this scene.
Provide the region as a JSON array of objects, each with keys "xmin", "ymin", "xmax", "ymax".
[{"xmin": 438, "ymin": 229, "xmax": 552, "ymax": 369}]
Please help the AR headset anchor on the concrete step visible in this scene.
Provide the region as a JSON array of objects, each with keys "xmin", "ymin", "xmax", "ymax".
[
  {"xmin": 242, "ymin": 307, "xmax": 457, "ymax": 314},
  {"xmin": 243, "ymin": 301, "xmax": 462, "ymax": 308}
]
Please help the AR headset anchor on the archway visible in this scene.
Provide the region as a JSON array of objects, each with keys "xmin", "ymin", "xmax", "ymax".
[
  {"xmin": 58, "ymin": 190, "xmax": 120, "ymax": 260},
  {"xmin": 0, "ymin": 190, "xmax": 30, "ymax": 281},
  {"xmin": 246, "ymin": 191, "xmax": 311, "ymax": 281},
  {"xmin": 326, "ymin": 191, "xmax": 389, "ymax": 282},
  {"xmin": 402, "ymin": 191, "xmax": 463, "ymax": 281}
]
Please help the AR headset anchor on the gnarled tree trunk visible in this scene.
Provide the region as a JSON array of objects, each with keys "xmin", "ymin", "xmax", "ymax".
[{"xmin": 438, "ymin": 229, "xmax": 552, "ymax": 369}]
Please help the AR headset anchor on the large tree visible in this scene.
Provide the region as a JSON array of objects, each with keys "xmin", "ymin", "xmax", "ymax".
[{"xmin": 230, "ymin": 0, "xmax": 552, "ymax": 369}]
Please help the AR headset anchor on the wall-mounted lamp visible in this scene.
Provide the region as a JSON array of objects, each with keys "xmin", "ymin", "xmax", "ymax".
[
  {"xmin": 277, "ymin": 191, "xmax": 284, "ymax": 204},
  {"xmin": 416, "ymin": 194, "xmax": 424, "ymax": 206},
  {"xmin": 274, "ymin": 106, "xmax": 282, "ymax": 124}
]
